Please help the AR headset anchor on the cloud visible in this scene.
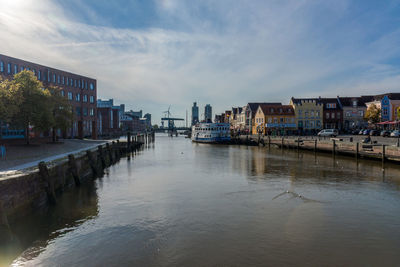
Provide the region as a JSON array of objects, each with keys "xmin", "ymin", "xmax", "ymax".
[{"xmin": 1, "ymin": 0, "xmax": 400, "ymax": 124}]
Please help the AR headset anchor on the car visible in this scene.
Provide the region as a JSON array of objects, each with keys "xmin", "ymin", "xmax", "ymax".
[
  {"xmin": 363, "ymin": 129, "xmax": 371, "ymax": 135},
  {"xmin": 390, "ymin": 130, "xmax": 400, "ymax": 137},
  {"xmin": 381, "ymin": 130, "xmax": 391, "ymax": 137},
  {"xmin": 317, "ymin": 129, "xmax": 339, "ymax": 137},
  {"xmin": 370, "ymin": 130, "xmax": 380, "ymax": 136},
  {"xmin": 358, "ymin": 129, "xmax": 365, "ymax": 135}
]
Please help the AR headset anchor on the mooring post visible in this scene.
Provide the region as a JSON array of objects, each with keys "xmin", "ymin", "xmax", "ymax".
[
  {"xmin": 314, "ymin": 139, "xmax": 317, "ymax": 152},
  {"xmin": 116, "ymin": 140, "xmax": 122, "ymax": 158},
  {"xmin": 38, "ymin": 161, "xmax": 57, "ymax": 204},
  {"xmin": 382, "ymin": 144, "xmax": 386, "ymax": 164},
  {"xmin": 86, "ymin": 150, "xmax": 98, "ymax": 178},
  {"xmin": 106, "ymin": 143, "xmax": 114, "ymax": 164},
  {"xmin": 268, "ymin": 135, "xmax": 271, "ymax": 148},
  {"xmin": 281, "ymin": 137, "xmax": 284, "ymax": 149},
  {"xmin": 68, "ymin": 154, "xmax": 81, "ymax": 186},
  {"xmin": 127, "ymin": 132, "xmax": 131, "ymax": 150},
  {"xmin": 297, "ymin": 137, "xmax": 300, "ymax": 150},
  {"xmin": 332, "ymin": 139, "xmax": 336, "ymax": 156},
  {"xmin": 98, "ymin": 145, "xmax": 106, "ymax": 169},
  {"xmin": 355, "ymin": 142, "xmax": 359, "ymax": 160}
]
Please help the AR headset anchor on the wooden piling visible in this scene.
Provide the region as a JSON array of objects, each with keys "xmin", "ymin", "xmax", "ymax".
[
  {"xmin": 106, "ymin": 143, "xmax": 114, "ymax": 164},
  {"xmin": 355, "ymin": 142, "xmax": 359, "ymax": 160},
  {"xmin": 38, "ymin": 161, "xmax": 57, "ymax": 204},
  {"xmin": 314, "ymin": 139, "xmax": 317, "ymax": 152},
  {"xmin": 281, "ymin": 137, "xmax": 284, "ymax": 149},
  {"xmin": 332, "ymin": 140, "xmax": 336, "ymax": 156},
  {"xmin": 382, "ymin": 144, "xmax": 386, "ymax": 164},
  {"xmin": 68, "ymin": 154, "xmax": 81, "ymax": 186},
  {"xmin": 127, "ymin": 132, "xmax": 131, "ymax": 150},
  {"xmin": 86, "ymin": 150, "xmax": 98, "ymax": 178},
  {"xmin": 98, "ymin": 145, "xmax": 106, "ymax": 169}
]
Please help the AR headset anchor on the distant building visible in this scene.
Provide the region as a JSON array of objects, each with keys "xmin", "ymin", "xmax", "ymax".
[
  {"xmin": 290, "ymin": 98, "xmax": 323, "ymax": 134},
  {"xmin": 253, "ymin": 104, "xmax": 296, "ymax": 135},
  {"xmin": 339, "ymin": 96, "xmax": 373, "ymax": 130},
  {"xmin": 204, "ymin": 104, "xmax": 212, "ymax": 123},
  {"xmin": 97, "ymin": 99, "xmax": 123, "ymax": 137},
  {"xmin": 144, "ymin": 113, "xmax": 152, "ymax": 129},
  {"xmin": 192, "ymin": 102, "xmax": 199, "ymax": 125},
  {"xmin": 125, "ymin": 109, "xmax": 142, "ymax": 118}
]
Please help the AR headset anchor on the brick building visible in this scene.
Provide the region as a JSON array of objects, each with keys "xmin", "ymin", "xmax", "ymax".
[
  {"xmin": 97, "ymin": 99, "xmax": 123, "ymax": 137},
  {"xmin": 0, "ymin": 54, "xmax": 97, "ymax": 139}
]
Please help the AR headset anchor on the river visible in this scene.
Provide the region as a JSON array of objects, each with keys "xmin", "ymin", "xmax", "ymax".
[{"xmin": 2, "ymin": 134, "xmax": 400, "ymax": 266}]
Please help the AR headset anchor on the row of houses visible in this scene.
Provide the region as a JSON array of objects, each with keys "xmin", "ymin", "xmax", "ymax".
[{"xmin": 215, "ymin": 93, "xmax": 400, "ymax": 135}]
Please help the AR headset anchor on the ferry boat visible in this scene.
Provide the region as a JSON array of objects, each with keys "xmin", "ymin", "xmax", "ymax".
[{"xmin": 191, "ymin": 123, "xmax": 231, "ymax": 143}]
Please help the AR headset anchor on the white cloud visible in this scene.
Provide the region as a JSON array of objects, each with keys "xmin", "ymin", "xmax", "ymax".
[{"xmin": 1, "ymin": 0, "xmax": 400, "ymax": 124}]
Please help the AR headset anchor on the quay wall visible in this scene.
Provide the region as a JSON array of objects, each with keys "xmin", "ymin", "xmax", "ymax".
[{"xmin": 0, "ymin": 132, "xmax": 155, "ymax": 234}]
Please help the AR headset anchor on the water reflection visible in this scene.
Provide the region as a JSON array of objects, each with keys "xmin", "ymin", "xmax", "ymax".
[{"xmin": 0, "ymin": 181, "xmax": 99, "ymax": 266}]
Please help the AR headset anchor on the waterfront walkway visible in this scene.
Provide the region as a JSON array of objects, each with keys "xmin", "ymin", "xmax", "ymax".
[{"xmin": 0, "ymin": 139, "xmax": 108, "ymax": 174}]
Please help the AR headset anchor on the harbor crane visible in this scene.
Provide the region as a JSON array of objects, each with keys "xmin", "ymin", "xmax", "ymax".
[{"xmin": 161, "ymin": 106, "xmax": 184, "ymax": 134}]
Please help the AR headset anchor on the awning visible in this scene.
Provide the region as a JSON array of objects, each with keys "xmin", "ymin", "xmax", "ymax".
[{"xmin": 377, "ymin": 121, "xmax": 399, "ymax": 125}]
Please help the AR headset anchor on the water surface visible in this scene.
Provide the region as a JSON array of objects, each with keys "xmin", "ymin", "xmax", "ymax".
[{"xmin": 2, "ymin": 135, "xmax": 400, "ymax": 266}]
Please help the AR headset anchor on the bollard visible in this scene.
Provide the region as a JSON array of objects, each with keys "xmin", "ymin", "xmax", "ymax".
[
  {"xmin": 38, "ymin": 161, "xmax": 57, "ymax": 204},
  {"xmin": 86, "ymin": 150, "xmax": 98, "ymax": 178},
  {"xmin": 382, "ymin": 144, "xmax": 386, "ymax": 164},
  {"xmin": 68, "ymin": 154, "xmax": 81, "ymax": 186}
]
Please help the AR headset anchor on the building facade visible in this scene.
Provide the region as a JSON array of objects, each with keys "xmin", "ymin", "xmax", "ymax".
[
  {"xmin": 290, "ymin": 98, "xmax": 323, "ymax": 134},
  {"xmin": 252, "ymin": 104, "xmax": 296, "ymax": 135},
  {"xmin": 0, "ymin": 54, "xmax": 97, "ymax": 139},
  {"xmin": 245, "ymin": 102, "xmax": 281, "ymax": 134},
  {"xmin": 97, "ymin": 99, "xmax": 123, "ymax": 137},
  {"xmin": 320, "ymin": 98, "xmax": 343, "ymax": 130},
  {"xmin": 192, "ymin": 102, "xmax": 199, "ymax": 125},
  {"xmin": 339, "ymin": 96, "xmax": 373, "ymax": 131},
  {"xmin": 204, "ymin": 104, "xmax": 212, "ymax": 123}
]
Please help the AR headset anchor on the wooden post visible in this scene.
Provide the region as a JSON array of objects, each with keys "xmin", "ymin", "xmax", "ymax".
[
  {"xmin": 314, "ymin": 139, "xmax": 317, "ymax": 152},
  {"xmin": 355, "ymin": 142, "xmax": 359, "ymax": 160},
  {"xmin": 297, "ymin": 137, "xmax": 300, "ymax": 150},
  {"xmin": 98, "ymin": 145, "xmax": 106, "ymax": 169},
  {"xmin": 86, "ymin": 150, "xmax": 98, "ymax": 178},
  {"xmin": 382, "ymin": 144, "xmax": 386, "ymax": 164},
  {"xmin": 332, "ymin": 140, "xmax": 336, "ymax": 156},
  {"xmin": 268, "ymin": 135, "xmax": 271, "ymax": 148},
  {"xmin": 106, "ymin": 143, "xmax": 113, "ymax": 164},
  {"xmin": 281, "ymin": 137, "xmax": 284, "ymax": 149},
  {"xmin": 68, "ymin": 154, "xmax": 81, "ymax": 186},
  {"xmin": 38, "ymin": 161, "xmax": 57, "ymax": 204},
  {"xmin": 127, "ymin": 132, "xmax": 131, "ymax": 150}
]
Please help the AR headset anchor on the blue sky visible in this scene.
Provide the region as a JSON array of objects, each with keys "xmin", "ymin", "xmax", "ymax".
[{"xmin": 1, "ymin": 0, "xmax": 400, "ymax": 125}]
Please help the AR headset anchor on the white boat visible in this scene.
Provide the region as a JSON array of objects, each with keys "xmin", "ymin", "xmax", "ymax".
[{"xmin": 191, "ymin": 123, "xmax": 231, "ymax": 143}]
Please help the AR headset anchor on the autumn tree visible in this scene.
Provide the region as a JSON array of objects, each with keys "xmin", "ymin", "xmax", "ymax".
[
  {"xmin": 364, "ymin": 104, "xmax": 381, "ymax": 124},
  {"xmin": 11, "ymin": 70, "xmax": 52, "ymax": 144}
]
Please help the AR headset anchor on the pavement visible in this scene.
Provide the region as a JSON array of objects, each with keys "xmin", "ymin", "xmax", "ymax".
[{"xmin": 0, "ymin": 139, "xmax": 108, "ymax": 175}]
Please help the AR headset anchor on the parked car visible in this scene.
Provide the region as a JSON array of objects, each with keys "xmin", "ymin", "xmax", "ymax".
[
  {"xmin": 358, "ymin": 129, "xmax": 365, "ymax": 135},
  {"xmin": 370, "ymin": 130, "xmax": 379, "ymax": 136},
  {"xmin": 363, "ymin": 129, "xmax": 371, "ymax": 135},
  {"xmin": 317, "ymin": 129, "xmax": 339, "ymax": 137},
  {"xmin": 381, "ymin": 130, "xmax": 391, "ymax": 137},
  {"xmin": 390, "ymin": 130, "xmax": 400, "ymax": 137},
  {"xmin": 351, "ymin": 129, "xmax": 360, "ymax": 135}
]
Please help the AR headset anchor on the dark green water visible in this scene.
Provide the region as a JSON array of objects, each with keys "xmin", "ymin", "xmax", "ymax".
[{"xmin": 2, "ymin": 135, "xmax": 400, "ymax": 266}]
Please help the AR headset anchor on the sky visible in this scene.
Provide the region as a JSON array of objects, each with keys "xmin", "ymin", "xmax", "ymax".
[{"xmin": 1, "ymin": 0, "xmax": 400, "ymax": 125}]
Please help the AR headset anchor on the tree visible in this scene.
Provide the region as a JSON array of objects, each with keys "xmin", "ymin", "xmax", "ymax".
[
  {"xmin": 11, "ymin": 70, "xmax": 52, "ymax": 144},
  {"xmin": 0, "ymin": 77, "xmax": 23, "ymax": 138},
  {"xmin": 47, "ymin": 86, "xmax": 73, "ymax": 142},
  {"xmin": 364, "ymin": 104, "xmax": 381, "ymax": 124}
]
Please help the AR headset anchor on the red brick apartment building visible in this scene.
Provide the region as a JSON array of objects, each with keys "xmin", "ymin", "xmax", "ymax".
[{"xmin": 0, "ymin": 54, "xmax": 97, "ymax": 139}]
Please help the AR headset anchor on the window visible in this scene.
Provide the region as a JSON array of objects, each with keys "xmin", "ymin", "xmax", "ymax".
[
  {"xmin": 38, "ymin": 70, "xmax": 41, "ymax": 80},
  {"xmin": 273, "ymin": 117, "xmax": 278, "ymax": 123},
  {"xmin": 316, "ymin": 121, "xmax": 321, "ymax": 127},
  {"xmin": 326, "ymin": 113, "xmax": 330, "ymax": 119},
  {"xmin": 0, "ymin": 61, "xmax": 3, "ymax": 72},
  {"xmin": 33, "ymin": 69, "xmax": 36, "ymax": 75},
  {"xmin": 90, "ymin": 108, "xmax": 94, "ymax": 116},
  {"xmin": 280, "ymin": 118, "xmax": 284, "ymax": 123},
  {"xmin": 70, "ymin": 78, "xmax": 73, "ymax": 86},
  {"xmin": 14, "ymin": 65, "xmax": 18, "ymax": 74},
  {"xmin": 48, "ymin": 70, "xmax": 50, "ymax": 82},
  {"xmin": 20, "ymin": 66, "xmax": 24, "ymax": 72},
  {"xmin": 90, "ymin": 83, "xmax": 94, "ymax": 90},
  {"xmin": 68, "ymin": 92, "xmax": 73, "ymax": 100},
  {"xmin": 53, "ymin": 74, "xmax": 56, "ymax": 83},
  {"xmin": 311, "ymin": 111, "xmax": 314, "ymax": 117},
  {"xmin": 61, "ymin": 90, "xmax": 65, "ymax": 97},
  {"xmin": 305, "ymin": 111, "xmax": 308, "ymax": 118},
  {"xmin": 83, "ymin": 95, "xmax": 88, "ymax": 102},
  {"xmin": 298, "ymin": 120, "xmax": 303, "ymax": 128},
  {"xmin": 89, "ymin": 95, "xmax": 94, "ymax": 103},
  {"xmin": 331, "ymin": 112, "xmax": 335, "ymax": 119},
  {"xmin": 326, "ymin": 103, "xmax": 337, "ymax": 109},
  {"xmin": 79, "ymin": 80, "xmax": 81, "ymax": 88},
  {"xmin": 383, "ymin": 108, "xmax": 388, "ymax": 115},
  {"xmin": 353, "ymin": 100, "xmax": 357, "ymax": 107},
  {"xmin": 66, "ymin": 77, "xmax": 69, "ymax": 86},
  {"xmin": 337, "ymin": 112, "xmax": 340, "ymax": 119},
  {"xmin": 83, "ymin": 107, "xmax": 88, "ymax": 116},
  {"xmin": 85, "ymin": 81, "xmax": 88, "ymax": 89},
  {"xmin": 346, "ymin": 111, "xmax": 351, "ymax": 117},
  {"xmin": 7, "ymin": 63, "xmax": 11, "ymax": 74},
  {"xmin": 298, "ymin": 110, "xmax": 302, "ymax": 116},
  {"xmin": 268, "ymin": 118, "xmax": 272, "ymax": 123},
  {"xmin": 76, "ymin": 107, "xmax": 81, "ymax": 116},
  {"xmin": 57, "ymin": 75, "xmax": 60, "ymax": 84},
  {"xmin": 62, "ymin": 76, "xmax": 65, "ymax": 84},
  {"xmin": 359, "ymin": 110, "xmax": 364, "ymax": 116},
  {"xmin": 310, "ymin": 121, "xmax": 314, "ymax": 128},
  {"xmin": 74, "ymin": 79, "xmax": 77, "ymax": 87},
  {"xmin": 76, "ymin": 93, "xmax": 80, "ymax": 102}
]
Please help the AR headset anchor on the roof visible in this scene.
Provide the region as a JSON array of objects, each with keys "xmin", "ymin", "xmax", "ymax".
[
  {"xmin": 374, "ymin": 93, "xmax": 400, "ymax": 101},
  {"xmin": 339, "ymin": 96, "xmax": 374, "ymax": 107},
  {"xmin": 258, "ymin": 104, "xmax": 294, "ymax": 116},
  {"xmin": 247, "ymin": 102, "xmax": 282, "ymax": 117},
  {"xmin": 290, "ymin": 97, "xmax": 321, "ymax": 105}
]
